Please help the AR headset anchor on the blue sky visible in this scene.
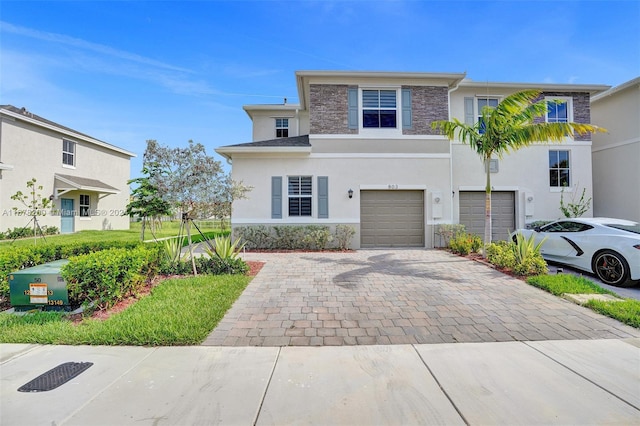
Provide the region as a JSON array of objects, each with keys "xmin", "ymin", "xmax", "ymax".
[{"xmin": 1, "ymin": 0, "xmax": 639, "ymax": 178}]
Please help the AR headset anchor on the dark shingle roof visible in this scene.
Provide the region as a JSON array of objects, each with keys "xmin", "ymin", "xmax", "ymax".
[
  {"xmin": 226, "ymin": 134, "xmax": 310, "ymax": 148},
  {"xmin": 1, "ymin": 105, "xmax": 97, "ymax": 140}
]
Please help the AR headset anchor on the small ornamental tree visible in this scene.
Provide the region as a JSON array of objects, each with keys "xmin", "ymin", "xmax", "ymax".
[
  {"xmin": 125, "ymin": 163, "xmax": 173, "ymax": 241},
  {"xmin": 10, "ymin": 178, "xmax": 52, "ymax": 244}
]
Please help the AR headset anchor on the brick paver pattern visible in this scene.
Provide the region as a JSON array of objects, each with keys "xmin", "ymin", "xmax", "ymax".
[{"xmin": 202, "ymin": 250, "xmax": 640, "ymax": 346}]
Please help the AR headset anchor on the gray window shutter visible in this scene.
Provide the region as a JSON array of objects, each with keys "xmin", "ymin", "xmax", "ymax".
[
  {"xmin": 271, "ymin": 176, "xmax": 282, "ymax": 219},
  {"xmin": 464, "ymin": 97, "xmax": 475, "ymax": 125},
  {"xmin": 317, "ymin": 176, "xmax": 328, "ymax": 219},
  {"xmin": 402, "ymin": 88, "xmax": 412, "ymax": 129},
  {"xmin": 348, "ymin": 88, "xmax": 358, "ymax": 129}
]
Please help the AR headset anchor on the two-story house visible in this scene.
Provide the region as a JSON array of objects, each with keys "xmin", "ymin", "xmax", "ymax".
[
  {"xmin": 0, "ymin": 105, "xmax": 135, "ymax": 233},
  {"xmin": 216, "ymin": 71, "xmax": 609, "ymax": 249}
]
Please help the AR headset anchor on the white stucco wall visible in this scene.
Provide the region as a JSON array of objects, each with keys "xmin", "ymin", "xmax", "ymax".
[
  {"xmin": 230, "ymin": 154, "xmax": 452, "ymax": 248},
  {"xmin": 452, "ymin": 141, "xmax": 594, "ymax": 228},
  {"xmin": 591, "ymin": 79, "xmax": 640, "ymax": 222},
  {"xmin": 247, "ymin": 106, "xmax": 308, "ymax": 141},
  {"xmin": 0, "ymin": 114, "xmax": 132, "ymax": 233}
]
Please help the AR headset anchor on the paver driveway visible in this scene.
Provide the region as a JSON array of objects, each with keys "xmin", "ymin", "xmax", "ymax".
[{"xmin": 202, "ymin": 250, "xmax": 640, "ymax": 346}]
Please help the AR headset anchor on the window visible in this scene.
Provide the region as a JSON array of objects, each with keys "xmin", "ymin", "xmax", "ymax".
[
  {"xmin": 540, "ymin": 221, "xmax": 593, "ymax": 233},
  {"xmin": 276, "ymin": 118, "xmax": 289, "ymax": 138},
  {"xmin": 79, "ymin": 194, "xmax": 90, "ymax": 217},
  {"xmin": 362, "ymin": 90, "xmax": 397, "ymax": 128},
  {"xmin": 63, "ymin": 140, "xmax": 75, "ymax": 166},
  {"xmin": 288, "ymin": 176, "xmax": 312, "ymax": 216},
  {"xmin": 549, "ymin": 150, "xmax": 570, "ymax": 187},
  {"xmin": 547, "ymin": 99, "xmax": 569, "ymax": 123},
  {"xmin": 477, "ymin": 98, "xmax": 499, "ymax": 134}
]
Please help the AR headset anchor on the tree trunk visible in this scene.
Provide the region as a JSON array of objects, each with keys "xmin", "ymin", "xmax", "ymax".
[
  {"xmin": 484, "ymin": 159, "xmax": 492, "ymax": 253},
  {"xmin": 186, "ymin": 219, "xmax": 197, "ymax": 275}
]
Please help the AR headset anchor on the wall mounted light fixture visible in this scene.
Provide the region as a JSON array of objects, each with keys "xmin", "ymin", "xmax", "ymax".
[{"xmin": 348, "ymin": 189, "xmax": 353, "ymax": 199}]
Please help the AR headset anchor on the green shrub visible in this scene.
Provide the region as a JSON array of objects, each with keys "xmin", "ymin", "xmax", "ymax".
[
  {"xmin": 448, "ymin": 231, "xmax": 482, "ymax": 255},
  {"xmin": 234, "ymin": 225, "xmax": 273, "ymax": 250},
  {"xmin": 485, "ymin": 241, "xmax": 516, "ymax": 269},
  {"xmin": 301, "ymin": 226, "xmax": 333, "ymax": 250},
  {"xmin": 435, "ymin": 224, "xmax": 466, "ymax": 247},
  {"xmin": 62, "ymin": 246, "xmax": 161, "ymax": 310},
  {"xmin": 159, "ymin": 256, "xmax": 248, "ymax": 276},
  {"xmin": 273, "ymin": 226, "xmax": 306, "ymax": 249},
  {"xmin": 334, "ymin": 225, "xmax": 355, "ymax": 250},
  {"xmin": 0, "ymin": 241, "xmax": 150, "ymax": 300}
]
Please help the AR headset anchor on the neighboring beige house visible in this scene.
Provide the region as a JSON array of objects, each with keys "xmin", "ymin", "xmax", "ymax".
[
  {"xmin": 216, "ymin": 71, "xmax": 609, "ymax": 248},
  {"xmin": 0, "ymin": 105, "xmax": 135, "ymax": 234},
  {"xmin": 590, "ymin": 77, "xmax": 640, "ymax": 222}
]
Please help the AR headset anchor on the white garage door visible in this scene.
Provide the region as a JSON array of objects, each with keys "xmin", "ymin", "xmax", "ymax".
[
  {"xmin": 360, "ymin": 190, "xmax": 424, "ymax": 248},
  {"xmin": 459, "ymin": 191, "xmax": 515, "ymax": 241}
]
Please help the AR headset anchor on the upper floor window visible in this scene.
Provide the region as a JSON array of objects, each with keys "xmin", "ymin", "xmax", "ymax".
[
  {"xmin": 546, "ymin": 97, "xmax": 570, "ymax": 123},
  {"xmin": 288, "ymin": 176, "xmax": 312, "ymax": 216},
  {"xmin": 362, "ymin": 90, "xmax": 397, "ymax": 128},
  {"xmin": 63, "ymin": 140, "xmax": 75, "ymax": 166},
  {"xmin": 477, "ymin": 98, "xmax": 499, "ymax": 134},
  {"xmin": 276, "ymin": 118, "xmax": 289, "ymax": 138},
  {"xmin": 79, "ymin": 194, "xmax": 90, "ymax": 217},
  {"xmin": 549, "ymin": 150, "xmax": 570, "ymax": 187}
]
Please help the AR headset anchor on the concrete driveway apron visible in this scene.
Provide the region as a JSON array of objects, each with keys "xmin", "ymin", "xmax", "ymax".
[{"xmin": 202, "ymin": 250, "xmax": 640, "ymax": 346}]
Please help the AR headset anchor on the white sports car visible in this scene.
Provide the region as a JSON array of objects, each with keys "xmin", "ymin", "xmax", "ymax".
[{"xmin": 512, "ymin": 217, "xmax": 640, "ymax": 287}]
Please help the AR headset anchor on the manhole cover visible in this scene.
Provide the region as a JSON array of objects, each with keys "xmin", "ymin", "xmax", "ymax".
[{"xmin": 18, "ymin": 362, "xmax": 93, "ymax": 392}]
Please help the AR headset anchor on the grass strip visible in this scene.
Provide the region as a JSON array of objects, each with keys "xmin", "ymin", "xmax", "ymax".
[
  {"xmin": 584, "ymin": 299, "xmax": 640, "ymax": 329},
  {"xmin": 526, "ymin": 274, "xmax": 617, "ymax": 296},
  {"xmin": 0, "ymin": 274, "xmax": 251, "ymax": 346}
]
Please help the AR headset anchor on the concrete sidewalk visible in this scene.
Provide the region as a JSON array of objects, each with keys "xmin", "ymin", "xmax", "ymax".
[{"xmin": 2, "ymin": 340, "xmax": 639, "ymax": 425}]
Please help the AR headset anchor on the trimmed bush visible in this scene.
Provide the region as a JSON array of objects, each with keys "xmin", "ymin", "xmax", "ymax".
[
  {"xmin": 234, "ymin": 224, "xmax": 355, "ymax": 250},
  {"xmin": 448, "ymin": 231, "xmax": 483, "ymax": 255},
  {"xmin": 62, "ymin": 246, "xmax": 161, "ymax": 310}
]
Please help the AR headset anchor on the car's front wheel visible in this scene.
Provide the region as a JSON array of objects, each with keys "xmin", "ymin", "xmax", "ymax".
[{"xmin": 592, "ymin": 250, "xmax": 632, "ymax": 287}]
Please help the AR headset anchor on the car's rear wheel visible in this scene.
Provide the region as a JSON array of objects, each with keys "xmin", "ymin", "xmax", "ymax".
[{"xmin": 592, "ymin": 250, "xmax": 632, "ymax": 287}]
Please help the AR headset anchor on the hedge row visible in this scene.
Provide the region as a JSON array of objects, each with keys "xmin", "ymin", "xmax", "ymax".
[
  {"xmin": 62, "ymin": 246, "xmax": 162, "ymax": 310},
  {"xmin": 0, "ymin": 241, "xmax": 145, "ymax": 300},
  {"xmin": 234, "ymin": 225, "xmax": 355, "ymax": 250}
]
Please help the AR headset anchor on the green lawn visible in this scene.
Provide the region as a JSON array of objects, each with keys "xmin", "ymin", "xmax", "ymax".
[
  {"xmin": 0, "ymin": 220, "xmax": 229, "ymax": 248},
  {"xmin": 0, "ymin": 274, "xmax": 251, "ymax": 346},
  {"xmin": 526, "ymin": 274, "xmax": 639, "ymax": 329}
]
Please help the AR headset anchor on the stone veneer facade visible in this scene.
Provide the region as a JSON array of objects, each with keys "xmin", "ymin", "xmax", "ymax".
[
  {"xmin": 537, "ymin": 92, "xmax": 592, "ymax": 141},
  {"xmin": 402, "ymin": 85, "xmax": 449, "ymax": 136},
  {"xmin": 309, "ymin": 84, "xmax": 356, "ymax": 135}
]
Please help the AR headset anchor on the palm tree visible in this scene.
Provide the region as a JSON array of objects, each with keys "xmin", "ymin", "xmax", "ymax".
[{"xmin": 432, "ymin": 89, "xmax": 605, "ymax": 249}]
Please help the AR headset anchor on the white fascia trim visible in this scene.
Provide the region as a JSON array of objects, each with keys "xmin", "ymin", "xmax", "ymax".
[
  {"xmin": 592, "ymin": 137, "xmax": 640, "ymax": 152},
  {"xmin": 232, "ymin": 218, "xmax": 360, "ymax": 225},
  {"xmin": 215, "ymin": 146, "xmax": 312, "ymax": 155},
  {"xmin": 360, "ymin": 184, "xmax": 427, "ymax": 190},
  {"xmin": 0, "ymin": 163, "xmax": 14, "ymax": 171},
  {"xmin": 1, "ymin": 109, "xmax": 136, "ymax": 157},
  {"xmin": 310, "ymin": 153, "xmax": 450, "ymax": 159},
  {"xmin": 459, "ymin": 80, "xmax": 610, "ymax": 95},
  {"xmin": 310, "ymin": 133, "xmax": 449, "ymax": 141}
]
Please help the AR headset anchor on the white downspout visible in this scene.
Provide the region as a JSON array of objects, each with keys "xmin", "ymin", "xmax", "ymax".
[{"xmin": 447, "ymin": 80, "xmax": 463, "ymax": 227}]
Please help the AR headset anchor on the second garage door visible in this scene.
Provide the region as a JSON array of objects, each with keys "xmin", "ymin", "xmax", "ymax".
[
  {"xmin": 360, "ymin": 190, "xmax": 424, "ymax": 248},
  {"xmin": 459, "ymin": 191, "xmax": 515, "ymax": 241}
]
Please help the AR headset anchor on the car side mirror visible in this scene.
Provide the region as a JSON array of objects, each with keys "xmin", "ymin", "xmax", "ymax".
[{"xmin": 534, "ymin": 226, "xmax": 541, "ymax": 232}]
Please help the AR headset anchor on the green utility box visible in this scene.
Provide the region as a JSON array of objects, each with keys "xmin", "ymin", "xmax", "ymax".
[{"xmin": 8, "ymin": 260, "xmax": 70, "ymax": 311}]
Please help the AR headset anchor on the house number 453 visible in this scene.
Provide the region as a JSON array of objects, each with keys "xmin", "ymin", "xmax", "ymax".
[{"xmin": 388, "ymin": 184, "xmax": 399, "ymax": 189}]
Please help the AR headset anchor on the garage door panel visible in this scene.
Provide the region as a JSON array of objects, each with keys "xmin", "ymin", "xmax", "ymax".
[
  {"xmin": 360, "ymin": 190, "xmax": 424, "ymax": 248},
  {"xmin": 459, "ymin": 192, "xmax": 514, "ymax": 242}
]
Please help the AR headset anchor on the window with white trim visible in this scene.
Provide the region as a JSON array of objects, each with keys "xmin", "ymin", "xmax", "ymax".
[
  {"xmin": 79, "ymin": 194, "xmax": 90, "ymax": 217},
  {"xmin": 477, "ymin": 97, "xmax": 499, "ymax": 134},
  {"xmin": 549, "ymin": 150, "xmax": 570, "ymax": 187},
  {"xmin": 547, "ymin": 99, "xmax": 569, "ymax": 123},
  {"xmin": 362, "ymin": 89, "xmax": 397, "ymax": 128},
  {"xmin": 288, "ymin": 176, "xmax": 312, "ymax": 216},
  {"xmin": 63, "ymin": 139, "xmax": 75, "ymax": 166},
  {"xmin": 276, "ymin": 118, "xmax": 289, "ymax": 138}
]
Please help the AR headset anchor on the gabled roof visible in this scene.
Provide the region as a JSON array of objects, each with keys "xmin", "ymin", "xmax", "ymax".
[
  {"xmin": 216, "ymin": 135, "xmax": 311, "ymax": 161},
  {"xmin": 0, "ymin": 105, "xmax": 136, "ymax": 158},
  {"xmin": 591, "ymin": 76, "xmax": 640, "ymax": 103}
]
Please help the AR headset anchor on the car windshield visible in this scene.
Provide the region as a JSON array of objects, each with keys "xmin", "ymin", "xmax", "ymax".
[{"xmin": 605, "ymin": 223, "xmax": 640, "ymax": 235}]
